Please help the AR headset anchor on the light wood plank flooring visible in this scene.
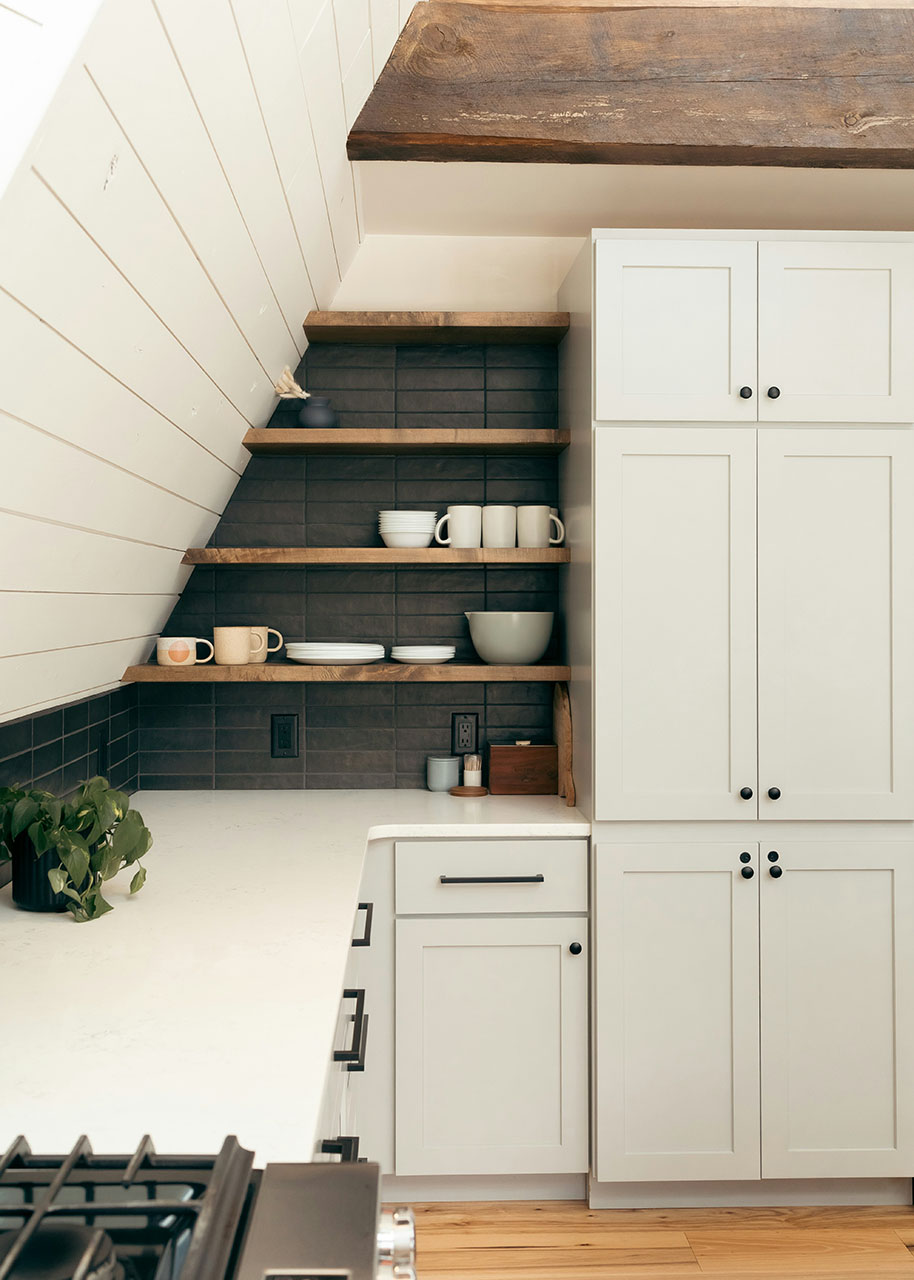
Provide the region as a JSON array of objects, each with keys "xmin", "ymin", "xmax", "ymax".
[{"xmin": 412, "ymin": 1202, "xmax": 914, "ymax": 1279}]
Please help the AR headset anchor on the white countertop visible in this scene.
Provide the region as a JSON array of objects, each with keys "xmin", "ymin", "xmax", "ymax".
[{"xmin": 0, "ymin": 790, "xmax": 588, "ymax": 1164}]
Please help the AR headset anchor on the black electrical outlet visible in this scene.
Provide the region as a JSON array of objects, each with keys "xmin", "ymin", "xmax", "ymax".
[
  {"xmin": 451, "ymin": 712, "xmax": 478, "ymax": 755},
  {"xmin": 271, "ymin": 713, "xmax": 299, "ymax": 758}
]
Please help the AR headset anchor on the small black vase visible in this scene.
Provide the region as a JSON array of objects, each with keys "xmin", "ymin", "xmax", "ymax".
[
  {"xmin": 298, "ymin": 397, "xmax": 339, "ymax": 429},
  {"xmin": 10, "ymin": 836, "xmax": 68, "ymax": 912}
]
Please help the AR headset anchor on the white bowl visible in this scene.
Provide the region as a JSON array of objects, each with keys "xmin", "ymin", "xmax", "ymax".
[
  {"xmin": 379, "ymin": 510, "xmax": 437, "ymax": 520},
  {"xmin": 464, "ymin": 611, "xmax": 555, "ymax": 665},
  {"xmin": 381, "ymin": 531, "xmax": 435, "ymax": 548}
]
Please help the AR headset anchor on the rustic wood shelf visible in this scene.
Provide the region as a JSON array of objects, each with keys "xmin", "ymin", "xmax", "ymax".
[
  {"xmin": 303, "ymin": 310, "xmax": 570, "ymax": 345},
  {"xmin": 182, "ymin": 547, "xmax": 570, "ymax": 566},
  {"xmin": 244, "ymin": 428, "xmax": 570, "ymax": 455},
  {"xmin": 122, "ymin": 663, "xmax": 570, "ymax": 684}
]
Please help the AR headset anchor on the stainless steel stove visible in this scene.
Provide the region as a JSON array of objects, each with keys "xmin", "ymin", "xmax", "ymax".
[{"xmin": 0, "ymin": 1136, "xmax": 415, "ymax": 1280}]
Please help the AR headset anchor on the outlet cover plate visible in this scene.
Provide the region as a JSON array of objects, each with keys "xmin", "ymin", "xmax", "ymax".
[
  {"xmin": 271, "ymin": 713, "xmax": 299, "ymax": 758},
  {"xmin": 451, "ymin": 711, "xmax": 478, "ymax": 755}
]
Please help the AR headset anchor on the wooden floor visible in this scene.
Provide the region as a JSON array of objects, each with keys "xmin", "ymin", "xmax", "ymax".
[{"xmin": 412, "ymin": 1201, "xmax": 914, "ymax": 1279}]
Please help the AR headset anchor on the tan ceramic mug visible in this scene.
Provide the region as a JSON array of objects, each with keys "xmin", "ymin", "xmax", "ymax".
[
  {"xmin": 482, "ymin": 505, "xmax": 517, "ymax": 548},
  {"xmin": 157, "ymin": 636, "xmax": 214, "ymax": 667},
  {"xmin": 517, "ymin": 505, "xmax": 566, "ymax": 548},
  {"xmin": 213, "ymin": 626, "xmax": 266, "ymax": 665},
  {"xmin": 249, "ymin": 626, "xmax": 284, "ymax": 665}
]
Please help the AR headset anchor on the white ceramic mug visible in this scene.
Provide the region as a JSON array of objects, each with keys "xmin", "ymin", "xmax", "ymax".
[
  {"xmin": 156, "ymin": 637, "xmax": 214, "ymax": 667},
  {"xmin": 434, "ymin": 505, "xmax": 482, "ymax": 548},
  {"xmin": 213, "ymin": 626, "xmax": 266, "ymax": 666},
  {"xmin": 517, "ymin": 505, "xmax": 566, "ymax": 548},
  {"xmin": 482, "ymin": 505, "xmax": 517, "ymax": 548},
  {"xmin": 249, "ymin": 626, "xmax": 284, "ymax": 665}
]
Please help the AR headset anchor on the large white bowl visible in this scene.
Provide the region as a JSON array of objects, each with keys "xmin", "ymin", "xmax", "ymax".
[
  {"xmin": 464, "ymin": 611, "xmax": 555, "ymax": 665},
  {"xmin": 381, "ymin": 531, "xmax": 435, "ymax": 548}
]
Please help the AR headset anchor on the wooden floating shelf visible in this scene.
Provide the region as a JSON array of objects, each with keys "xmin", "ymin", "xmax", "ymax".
[
  {"xmin": 303, "ymin": 310, "xmax": 570, "ymax": 345},
  {"xmin": 122, "ymin": 663, "xmax": 570, "ymax": 684},
  {"xmin": 182, "ymin": 547, "xmax": 570, "ymax": 566},
  {"xmin": 243, "ymin": 428, "xmax": 570, "ymax": 455}
]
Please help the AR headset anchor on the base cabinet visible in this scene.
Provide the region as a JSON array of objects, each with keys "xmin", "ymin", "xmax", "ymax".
[
  {"xmin": 595, "ymin": 841, "xmax": 914, "ymax": 1183},
  {"xmin": 395, "ymin": 915, "xmax": 589, "ymax": 1176}
]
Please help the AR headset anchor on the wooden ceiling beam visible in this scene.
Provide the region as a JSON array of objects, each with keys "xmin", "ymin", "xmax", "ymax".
[{"xmin": 348, "ymin": 4, "xmax": 914, "ymax": 167}]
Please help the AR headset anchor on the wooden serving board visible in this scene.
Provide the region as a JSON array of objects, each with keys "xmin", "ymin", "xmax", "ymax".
[{"xmin": 553, "ymin": 681, "xmax": 575, "ymax": 807}]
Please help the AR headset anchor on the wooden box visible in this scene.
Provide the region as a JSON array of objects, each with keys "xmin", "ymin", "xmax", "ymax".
[{"xmin": 488, "ymin": 741, "xmax": 559, "ymax": 795}]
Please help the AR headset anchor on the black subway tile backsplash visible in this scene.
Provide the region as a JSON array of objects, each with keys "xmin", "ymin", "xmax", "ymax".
[{"xmin": 143, "ymin": 340, "xmax": 560, "ymax": 789}]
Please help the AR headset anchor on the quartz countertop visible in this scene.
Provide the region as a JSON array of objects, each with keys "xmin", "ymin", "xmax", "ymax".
[{"xmin": 0, "ymin": 790, "xmax": 588, "ymax": 1163}]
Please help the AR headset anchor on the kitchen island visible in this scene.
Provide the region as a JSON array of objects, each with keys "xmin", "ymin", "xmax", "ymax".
[{"xmin": 0, "ymin": 790, "xmax": 587, "ymax": 1163}]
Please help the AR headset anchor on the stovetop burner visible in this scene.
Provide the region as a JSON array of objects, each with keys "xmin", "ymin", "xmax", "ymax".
[{"xmin": 0, "ymin": 1223, "xmax": 121, "ymax": 1280}]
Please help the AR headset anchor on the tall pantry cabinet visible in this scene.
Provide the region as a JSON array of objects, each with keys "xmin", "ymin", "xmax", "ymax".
[{"xmin": 558, "ymin": 231, "xmax": 914, "ymax": 1203}]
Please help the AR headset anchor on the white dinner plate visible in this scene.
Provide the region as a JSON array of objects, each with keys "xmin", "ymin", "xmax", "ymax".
[{"xmin": 287, "ymin": 655, "xmax": 385, "ymax": 665}]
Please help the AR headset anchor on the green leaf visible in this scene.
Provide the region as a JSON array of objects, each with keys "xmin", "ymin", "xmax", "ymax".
[
  {"xmin": 28, "ymin": 821, "xmax": 51, "ymax": 855},
  {"xmin": 129, "ymin": 864, "xmax": 147, "ymax": 894},
  {"xmin": 57, "ymin": 839, "xmax": 89, "ymax": 890},
  {"xmin": 47, "ymin": 867, "xmax": 69, "ymax": 894},
  {"xmin": 10, "ymin": 796, "xmax": 39, "ymax": 839},
  {"xmin": 82, "ymin": 886, "xmax": 113, "ymax": 920}
]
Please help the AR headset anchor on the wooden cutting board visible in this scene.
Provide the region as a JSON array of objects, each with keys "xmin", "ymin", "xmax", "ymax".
[{"xmin": 553, "ymin": 681, "xmax": 575, "ymax": 807}]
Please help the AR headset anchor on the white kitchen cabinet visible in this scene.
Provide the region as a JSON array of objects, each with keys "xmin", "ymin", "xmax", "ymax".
[
  {"xmin": 594, "ymin": 843, "xmax": 762, "ymax": 1182},
  {"xmin": 594, "ymin": 239, "xmax": 758, "ymax": 423},
  {"xmin": 394, "ymin": 915, "xmax": 589, "ymax": 1176},
  {"xmin": 593, "ymin": 428, "xmax": 758, "ymax": 821},
  {"xmin": 758, "ymin": 242, "xmax": 914, "ymax": 424},
  {"xmin": 757, "ymin": 430, "xmax": 914, "ymax": 820},
  {"xmin": 760, "ymin": 842, "xmax": 914, "ymax": 1178}
]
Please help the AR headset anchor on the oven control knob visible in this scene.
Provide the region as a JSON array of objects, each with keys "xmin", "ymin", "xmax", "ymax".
[
  {"xmin": 377, "ymin": 1206, "xmax": 416, "ymax": 1269},
  {"xmin": 376, "ymin": 1266, "xmax": 417, "ymax": 1279}
]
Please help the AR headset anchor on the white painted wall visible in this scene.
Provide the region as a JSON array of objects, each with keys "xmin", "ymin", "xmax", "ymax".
[{"xmin": 0, "ymin": 0, "xmax": 407, "ymax": 722}]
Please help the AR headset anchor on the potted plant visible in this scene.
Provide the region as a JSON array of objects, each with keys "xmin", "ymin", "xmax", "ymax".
[{"xmin": 0, "ymin": 777, "xmax": 151, "ymax": 921}]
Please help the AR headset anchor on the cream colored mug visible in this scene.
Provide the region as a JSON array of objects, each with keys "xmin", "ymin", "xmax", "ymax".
[
  {"xmin": 157, "ymin": 636, "xmax": 214, "ymax": 667},
  {"xmin": 434, "ymin": 505, "xmax": 482, "ymax": 549},
  {"xmin": 249, "ymin": 626, "xmax": 284, "ymax": 665},
  {"xmin": 213, "ymin": 626, "xmax": 266, "ymax": 666},
  {"xmin": 517, "ymin": 505, "xmax": 566, "ymax": 548},
  {"xmin": 482, "ymin": 505, "xmax": 517, "ymax": 548}
]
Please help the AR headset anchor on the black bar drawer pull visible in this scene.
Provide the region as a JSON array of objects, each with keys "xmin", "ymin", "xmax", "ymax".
[
  {"xmin": 320, "ymin": 1135, "xmax": 360, "ymax": 1162},
  {"xmin": 352, "ymin": 901, "xmax": 374, "ymax": 948},
  {"xmin": 346, "ymin": 1015, "xmax": 369, "ymax": 1073},
  {"xmin": 333, "ymin": 988, "xmax": 366, "ymax": 1062},
  {"xmin": 439, "ymin": 874, "xmax": 545, "ymax": 885}
]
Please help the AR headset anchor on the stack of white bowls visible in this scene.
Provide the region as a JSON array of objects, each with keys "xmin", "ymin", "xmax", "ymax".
[
  {"xmin": 286, "ymin": 642, "xmax": 385, "ymax": 666},
  {"xmin": 378, "ymin": 510, "xmax": 437, "ymax": 548},
  {"xmin": 390, "ymin": 645, "xmax": 456, "ymax": 665}
]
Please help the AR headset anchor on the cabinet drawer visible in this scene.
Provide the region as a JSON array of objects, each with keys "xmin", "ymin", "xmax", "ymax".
[{"xmin": 395, "ymin": 840, "xmax": 587, "ymax": 915}]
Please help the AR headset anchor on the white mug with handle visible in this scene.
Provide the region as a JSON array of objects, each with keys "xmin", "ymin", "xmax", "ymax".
[
  {"xmin": 517, "ymin": 505, "xmax": 566, "ymax": 548},
  {"xmin": 434, "ymin": 505, "xmax": 482, "ymax": 549}
]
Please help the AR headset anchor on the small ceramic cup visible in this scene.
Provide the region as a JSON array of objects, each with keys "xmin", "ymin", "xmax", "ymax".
[
  {"xmin": 517, "ymin": 505, "xmax": 565, "ymax": 548},
  {"xmin": 427, "ymin": 755, "xmax": 461, "ymax": 792},
  {"xmin": 434, "ymin": 505, "xmax": 482, "ymax": 549},
  {"xmin": 213, "ymin": 626, "xmax": 266, "ymax": 666},
  {"xmin": 482, "ymin": 505, "xmax": 517, "ymax": 548},
  {"xmin": 156, "ymin": 637, "xmax": 214, "ymax": 667},
  {"xmin": 249, "ymin": 626, "xmax": 284, "ymax": 665}
]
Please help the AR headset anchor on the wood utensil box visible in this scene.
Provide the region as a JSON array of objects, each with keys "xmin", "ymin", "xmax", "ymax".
[{"xmin": 488, "ymin": 741, "xmax": 558, "ymax": 795}]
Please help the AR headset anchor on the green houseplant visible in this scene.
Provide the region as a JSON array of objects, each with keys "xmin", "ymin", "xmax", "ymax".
[{"xmin": 0, "ymin": 777, "xmax": 151, "ymax": 921}]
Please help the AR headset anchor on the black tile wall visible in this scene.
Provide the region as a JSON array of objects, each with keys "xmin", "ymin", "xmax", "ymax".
[
  {"xmin": 142, "ymin": 342, "xmax": 561, "ymax": 790},
  {"xmin": 0, "ymin": 687, "xmax": 139, "ymax": 887}
]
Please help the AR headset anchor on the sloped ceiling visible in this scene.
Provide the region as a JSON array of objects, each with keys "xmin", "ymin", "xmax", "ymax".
[{"xmin": 0, "ymin": 0, "xmax": 408, "ymax": 721}]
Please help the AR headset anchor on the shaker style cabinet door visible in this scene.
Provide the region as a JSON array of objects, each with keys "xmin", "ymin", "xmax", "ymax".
[
  {"xmin": 594, "ymin": 429, "xmax": 758, "ymax": 820},
  {"xmin": 758, "ymin": 242, "xmax": 914, "ymax": 423},
  {"xmin": 757, "ymin": 430, "xmax": 914, "ymax": 820},
  {"xmin": 594, "ymin": 239, "xmax": 758, "ymax": 422},
  {"xmin": 760, "ymin": 843, "xmax": 914, "ymax": 1178},
  {"xmin": 394, "ymin": 916, "xmax": 588, "ymax": 1176},
  {"xmin": 594, "ymin": 844, "xmax": 761, "ymax": 1182}
]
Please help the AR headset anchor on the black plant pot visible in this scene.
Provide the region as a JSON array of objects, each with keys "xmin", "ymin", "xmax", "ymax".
[
  {"xmin": 11, "ymin": 836, "xmax": 68, "ymax": 912},
  {"xmin": 298, "ymin": 396, "xmax": 339, "ymax": 429}
]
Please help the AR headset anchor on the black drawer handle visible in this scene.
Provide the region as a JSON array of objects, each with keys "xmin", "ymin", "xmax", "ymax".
[
  {"xmin": 320, "ymin": 1135, "xmax": 360, "ymax": 1162},
  {"xmin": 352, "ymin": 901, "xmax": 373, "ymax": 948},
  {"xmin": 334, "ymin": 988, "xmax": 366, "ymax": 1062},
  {"xmin": 439, "ymin": 874, "xmax": 545, "ymax": 885},
  {"xmin": 346, "ymin": 1014, "xmax": 368, "ymax": 1073}
]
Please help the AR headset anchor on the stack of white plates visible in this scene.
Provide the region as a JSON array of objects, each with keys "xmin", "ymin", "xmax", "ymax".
[
  {"xmin": 286, "ymin": 642, "xmax": 385, "ymax": 666},
  {"xmin": 390, "ymin": 645, "xmax": 456, "ymax": 665},
  {"xmin": 378, "ymin": 510, "xmax": 437, "ymax": 549}
]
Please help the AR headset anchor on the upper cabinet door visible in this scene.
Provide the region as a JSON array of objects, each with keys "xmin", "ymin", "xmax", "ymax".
[
  {"xmin": 757, "ymin": 430, "xmax": 914, "ymax": 820},
  {"xmin": 594, "ymin": 239, "xmax": 758, "ymax": 422},
  {"xmin": 758, "ymin": 242, "xmax": 914, "ymax": 423},
  {"xmin": 594, "ymin": 428, "xmax": 758, "ymax": 820}
]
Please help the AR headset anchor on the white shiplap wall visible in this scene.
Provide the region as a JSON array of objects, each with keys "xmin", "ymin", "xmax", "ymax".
[{"xmin": 0, "ymin": 0, "xmax": 408, "ymax": 721}]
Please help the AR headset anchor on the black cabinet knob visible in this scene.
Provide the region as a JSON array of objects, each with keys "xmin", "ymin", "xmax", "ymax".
[
  {"xmin": 770, "ymin": 865, "xmax": 783, "ymax": 879},
  {"xmin": 767, "ymin": 786, "xmax": 781, "ymax": 800},
  {"xmin": 767, "ymin": 386, "xmax": 781, "ymax": 399},
  {"xmin": 739, "ymin": 786, "xmax": 753, "ymax": 800},
  {"xmin": 740, "ymin": 866, "xmax": 755, "ymax": 879},
  {"xmin": 739, "ymin": 386, "xmax": 753, "ymax": 399},
  {"xmin": 739, "ymin": 851, "xmax": 751, "ymax": 864},
  {"xmin": 767, "ymin": 850, "xmax": 779, "ymax": 862},
  {"xmin": 569, "ymin": 942, "xmax": 583, "ymax": 956}
]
